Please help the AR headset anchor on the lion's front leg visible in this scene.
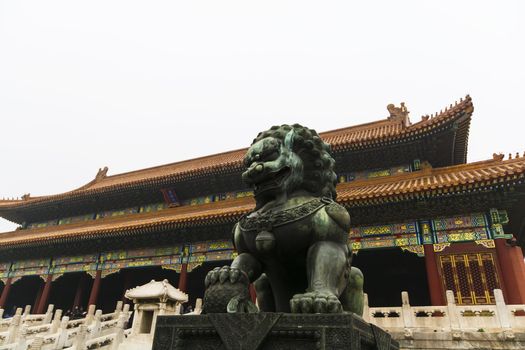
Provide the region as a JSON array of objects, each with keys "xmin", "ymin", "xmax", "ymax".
[
  {"xmin": 203, "ymin": 253, "xmax": 262, "ymax": 313},
  {"xmin": 290, "ymin": 241, "xmax": 348, "ymax": 313}
]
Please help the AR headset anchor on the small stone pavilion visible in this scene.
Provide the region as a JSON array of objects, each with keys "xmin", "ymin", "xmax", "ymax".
[{"xmin": 124, "ymin": 279, "xmax": 187, "ymax": 341}]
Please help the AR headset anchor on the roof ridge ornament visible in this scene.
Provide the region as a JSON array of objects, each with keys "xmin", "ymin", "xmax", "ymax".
[
  {"xmin": 95, "ymin": 166, "xmax": 109, "ymax": 182},
  {"xmin": 493, "ymin": 153, "xmax": 504, "ymax": 161},
  {"xmin": 387, "ymin": 102, "xmax": 410, "ymax": 127},
  {"xmin": 21, "ymin": 193, "xmax": 31, "ymax": 201}
]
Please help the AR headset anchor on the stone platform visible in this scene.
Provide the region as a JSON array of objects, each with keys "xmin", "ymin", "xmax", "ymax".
[{"xmin": 152, "ymin": 312, "xmax": 399, "ymax": 350}]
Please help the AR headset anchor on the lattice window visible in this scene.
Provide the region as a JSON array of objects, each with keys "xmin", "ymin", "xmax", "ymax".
[{"xmin": 439, "ymin": 252, "xmax": 501, "ymax": 305}]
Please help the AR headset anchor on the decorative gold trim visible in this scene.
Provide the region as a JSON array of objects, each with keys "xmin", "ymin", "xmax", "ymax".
[
  {"xmin": 433, "ymin": 243, "xmax": 451, "ymax": 252},
  {"xmin": 161, "ymin": 264, "xmax": 182, "ymax": 273},
  {"xmin": 475, "ymin": 239, "xmax": 496, "ymax": 249},
  {"xmin": 85, "ymin": 270, "xmax": 98, "ymax": 279},
  {"xmin": 401, "ymin": 245, "xmax": 425, "ymax": 256},
  {"xmin": 101, "ymin": 269, "xmax": 120, "ymax": 278},
  {"xmin": 51, "ymin": 273, "xmax": 64, "ymax": 282},
  {"xmin": 187, "ymin": 262, "xmax": 203, "ymax": 272}
]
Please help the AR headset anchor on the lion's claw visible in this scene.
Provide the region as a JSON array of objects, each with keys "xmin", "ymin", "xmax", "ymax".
[
  {"xmin": 219, "ymin": 266, "xmax": 230, "ymax": 284},
  {"xmin": 205, "ymin": 265, "xmax": 246, "ymax": 288},
  {"xmin": 290, "ymin": 291, "xmax": 342, "ymax": 314},
  {"xmin": 229, "ymin": 267, "xmax": 240, "ymax": 283},
  {"xmin": 204, "ymin": 267, "xmax": 220, "ymax": 288}
]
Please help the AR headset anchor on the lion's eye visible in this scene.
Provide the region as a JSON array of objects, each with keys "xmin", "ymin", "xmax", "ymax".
[{"xmin": 262, "ymin": 151, "xmax": 279, "ymax": 162}]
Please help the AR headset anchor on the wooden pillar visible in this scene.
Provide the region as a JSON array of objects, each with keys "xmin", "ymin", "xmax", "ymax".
[
  {"xmin": 423, "ymin": 244, "xmax": 445, "ymax": 305},
  {"xmin": 0, "ymin": 277, "xmax": 12, "ymax": 308},
  {"xmin": 72, "ymin": 274, "xmax": 87, "ymax": 308},
  {"xmin": 495, "ymin": 238, "xmax": 525, "ymax": 304},
  {"xmin": 36, "ymin": 274, "xmax": 53, "ymax": 314},
  {"xmin": 178, "ymin": 263, "xmax": 188, "ymax": 292},
  {"xmin": 33, "ymin": 283, "xmax": 44, "ymax": 313},
  {"xmin": 88, "ymin": 270, "xmax": 102, "ymax": 307},
  {"xmin": 249, "ymin": 284, "xmax": 257, "ymax": 304}
]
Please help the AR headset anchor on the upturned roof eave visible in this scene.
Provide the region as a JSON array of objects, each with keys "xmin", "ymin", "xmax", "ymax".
[
  {"xmin": 0, "ymin": 96, "xmax": 473, "ymax": 220},
  {"xmin": 2, "ymin": 153, "xmax": 524, "ymax": 251}
]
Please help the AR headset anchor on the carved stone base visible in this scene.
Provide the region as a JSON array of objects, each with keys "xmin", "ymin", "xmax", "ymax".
[{"xmin": 152, "ymin": 313, "xmax": 399, "ymax": 350}]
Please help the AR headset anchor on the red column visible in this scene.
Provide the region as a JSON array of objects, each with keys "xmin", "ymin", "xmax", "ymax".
[
  {"xmin": 88, "ymin": 270, "xmax": 102, "ymax": 307},
  {"xmin": 35, "ymin": 274, "xmax": 53, "ymax": 314},
  {"xmin": 0, "ymin": 277, "xmax": 12, "ymax": 308},
  {"xmin": 178, "ymin": 263, "xmax": 188, "ymax": 292},
  {"xmin": 33, "ymin": 283, "xmax": 44, "ymax": 313},
  {"xmin": 72, "ymin": 274, "xmax": 87, "ymax": 308},
  {"xmin": 249, "ymin": 284, "xmax": 257, "ymax": 304},
  {"xmin": 495, "ymin": 238, "xmax": 525, "ymax": 304},
  {"xmin": 424, "ymin": 244, "xmax": 446, "ymax": 305}
]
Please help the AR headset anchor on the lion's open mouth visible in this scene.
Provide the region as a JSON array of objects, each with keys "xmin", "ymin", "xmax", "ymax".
[{"xmin": 253, "ymin": 166, "xmax": 291, "ymax": 194}]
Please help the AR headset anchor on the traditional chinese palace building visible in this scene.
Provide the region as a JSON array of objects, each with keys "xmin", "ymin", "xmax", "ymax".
[{"xmin": 1, "ymin": 96, "xmax": 525, "ymax": 315}]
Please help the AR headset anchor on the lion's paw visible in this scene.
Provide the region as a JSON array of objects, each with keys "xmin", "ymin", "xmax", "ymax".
[
  {"xmin": 203, "ymin": 266, "xmax": 251, "ymax": 314},
  {"xmin": 290, "ymin": 291, "xmax": 343, "ymax": 314},
  {"xmin": 204, "ymin": 265, "xmax": 247, "ymax": 288}
]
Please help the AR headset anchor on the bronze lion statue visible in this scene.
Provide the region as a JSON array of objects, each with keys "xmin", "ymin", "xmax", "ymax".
[{"xmin": 203, "ymin": 124, "xmax": 364, "ymax": 315}]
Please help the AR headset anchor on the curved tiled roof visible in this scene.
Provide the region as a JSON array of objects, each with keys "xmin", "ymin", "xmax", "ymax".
[
  {"xmin": 0, "ymin": 197, "xmax": 253, "ymax": 248},
  {"xmin": 0, "ymin": 97, "xmax": 472, "ymax": 212},
  {"xmin": 322, "ymin": 96, "xmax": 472, "ymax": 152},
  {"xmin": 338, "ymin": 154, "xmax": 525, "ymax": 205},
  {"xmin": 1, "ymin": 153, "xmax": 523, "ymax": 249}
]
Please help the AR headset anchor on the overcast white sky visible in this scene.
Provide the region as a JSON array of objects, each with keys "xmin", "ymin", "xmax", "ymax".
[{"xmin": 1, "ymin": 1, "xmax": 524, "ymax": 232}]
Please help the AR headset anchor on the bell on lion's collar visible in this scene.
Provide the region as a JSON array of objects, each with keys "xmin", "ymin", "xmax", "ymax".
[{"xmin": 255, "ymin": 230, "xmax": 276, "ymax": 252}]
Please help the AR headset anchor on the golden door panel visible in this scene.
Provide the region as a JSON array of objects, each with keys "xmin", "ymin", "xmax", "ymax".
[{"xmin": 439, "ymin": 252, "xmax": 501, "ymax": 305}]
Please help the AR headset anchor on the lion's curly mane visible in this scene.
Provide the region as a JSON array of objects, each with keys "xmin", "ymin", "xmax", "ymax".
[{"xmin": 252, "ymin": 124, "xmax": 337, "ymax": 199}]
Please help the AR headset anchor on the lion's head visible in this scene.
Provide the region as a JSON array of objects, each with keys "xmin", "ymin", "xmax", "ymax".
[{"xmin": 242, "ymin": 124, "xmax": 337, "ymax": 204}]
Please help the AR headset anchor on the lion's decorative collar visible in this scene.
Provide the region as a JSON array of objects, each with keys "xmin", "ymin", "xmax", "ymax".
[{"xmin": 239, "ymin": 197, "xmax": 333, "ymax": 232}]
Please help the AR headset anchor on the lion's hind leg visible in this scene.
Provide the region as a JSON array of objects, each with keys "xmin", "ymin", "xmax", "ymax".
[{"xmin": 339, "ymin": 266, "xmax": 364, "ymax": 316}]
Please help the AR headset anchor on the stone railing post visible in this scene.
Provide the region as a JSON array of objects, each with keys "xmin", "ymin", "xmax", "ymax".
[
  {"xmin": 15, "ymin": 307, "xmax": 23, "ymax": 316},
  {"xmin": 43, "ymin": 304, "xmax": 54, "ymax": 324},
  {"xmin": 401, "ymin": 291, "xmax": 413, "ymax": 328},
  {"xmin": 114, "ymin": 301, "xmax": 123, "ymax": 318},
  {"xmin": 446, "ymin": 290, "xmax": 462, "ymax": 339},
  {"xmin": 56, "ymin": 316, "xmax": 70, "ymax": 349},
  {"xmin": 122, "ymin": 304, "xmax": 130, "ymax": 324},
  {"xmin": 22, "ymin": 305, "xmax": 31, "ymax": 317},
  {"xmin": 194, "ymin": 298, "xmax": 203, "ymax": 314},
  {"xmin": 494, "ymin": 289, "xmax": 515, "ymax": 340},
  {"xmin": 362, "ymin": 293, "xmax": 370, "ymax": 323},
  {"xmin": 90, "ymin": 310, "xmax": 102, "ymax": 339},
  {"xmin": 0, "ymin": 308, "xmax": 4, "ymax": 319},
  {"xmin": 50, "ymin": 309, "xmax": 62, "ymax": 334},
  {"xmin": 85, "ymin": 305, "xmax": 96, "ymax": 326},
  {"xmin": 111, "ymin": 313, "xmax": 127, "ymax": 350},
  {"xmin": 7, "ymin": 314, "xmax": 22, "ymax": 343},
  {"xmin": 15, "ymin": 325, "xmax": 27, "ymax": 350},
  {"xmin": 494, "ymin": 289, "xmax": 511, "ymax": 328},
  {"xmin": 131, "ymin": 306, "xmax": 140, "ymax": 336},
  {"xmin": 74, "ymin": 324, "xmax": 87, "ymax": 350}
]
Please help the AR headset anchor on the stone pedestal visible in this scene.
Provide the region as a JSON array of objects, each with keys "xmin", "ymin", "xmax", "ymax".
[{"xmin": 152, "ymin": 313, "xmax": 399, "ymax": 350}]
